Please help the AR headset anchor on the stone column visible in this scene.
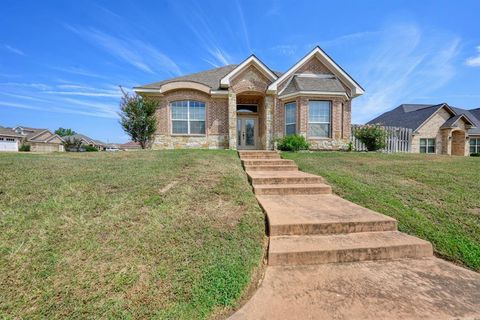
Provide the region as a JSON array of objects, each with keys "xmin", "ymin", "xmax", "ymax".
[
  {"xmin": 228, "ymin": 89, "xmax": 237, "ymax": 149},
  {"xmin": 265, "ymin": 95, "xmax": 274, "ymax": 150}
]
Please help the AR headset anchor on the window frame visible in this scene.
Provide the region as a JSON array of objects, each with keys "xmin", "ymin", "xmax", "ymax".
[
  {"xmin": 307, "ymin": 100, "xmax": 332, "ymax": 138},
  {"xmin": 284, "ymin": 102, "xmax": 297, "ymax": 136},
  {"xmin": 420, "ymin": 138, "xmax": 436, "ymax": 154},
  {"xmin": 170, "ymin": 100, "xmax": 206, "ymax": 136},
  {"xmin": 470, "ymin": 138, "xmax": 480, "ymax": 154}
]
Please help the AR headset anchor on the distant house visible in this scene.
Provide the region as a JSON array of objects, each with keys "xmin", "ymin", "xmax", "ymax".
[
  {"xmin": 367, "ymin": 103, "xmax": 480, "ymax": 156},
  {"xmin": 63, "ymin": 134, "xmax": 107, "ymax": 151},
  {"xmin": 0, "ymin": 127, "xmax": 23, "ymax": 152},
  {"xmin": 119, "ymin": 141, "xmax": 141, "ymax": 151},
  {"xmin": 13, "ymin": 126, "xmax": 65, "ymax": 152}
]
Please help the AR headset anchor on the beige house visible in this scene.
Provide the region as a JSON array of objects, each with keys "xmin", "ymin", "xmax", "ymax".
[
  {"xmin": 0, "ymin": 127, "xmax": 24, "ymax": 152},
  {"xmin": 134, "ymin": 47, "xmax": 364, "ymax": 150},
  {"xmin": 368, "ymin": 103, "xmax": 480, "ymax": 156},
  {"xmin": 13, "ymin": 126, "xmax": 65, "ymax": 152}
]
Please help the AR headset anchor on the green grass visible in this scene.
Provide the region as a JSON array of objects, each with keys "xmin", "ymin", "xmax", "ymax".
[
  {"xmin": 0, "ymin": 150, "xmax": 265, "ymax": 319},
  {"xmin": 282, "ymin": 151, "xmax": 480, "ymax": 271}
]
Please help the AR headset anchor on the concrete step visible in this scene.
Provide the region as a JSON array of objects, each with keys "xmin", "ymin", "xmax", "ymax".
[
  {"xmin": 253, "ymin": 183, "xmax": 332, "ymax": 195},
  {"xmin": 257, "ymin": 194, "xmax": 398, "ymax": 236},
  {"xmin": 247, "ymin": 171, "xmax": 324, "ymax": 185},
  {"xmin": 242, "ymin": 159, "xmax": 295, "ymax": 166},
  {"xmin": 268, "ymin": 231, "xmax": 433, "ymax": 266},
  {"xmin": 244, "ymin": 164, "xmax": 298, "ymax": 171},
  {"xmin": 239, "ymin": 151, "xmax": 281, "ymax": 159}
]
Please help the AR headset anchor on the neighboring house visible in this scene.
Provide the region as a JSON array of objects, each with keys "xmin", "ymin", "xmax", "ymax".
[
  {"xmin": 1, "ymin": 126, "xmax": 65, "ymax": 152},
  {"xmin": 134, "ymin": 46, "xmax": 364, "ymax": 150},
  {"xmin": 119, "ymin": 141, "xmax": 141, "ymax": 151},
  {"xmin": 63, "ymin": 134, "xmax": 107, "ymax": 151},
  {"xmin": 367, "ymin": 103, "xmax": 480, "ymax": 156},
  {"xmin": 0, "ymin": 127, "xmax": 23, "ymax": 152}
]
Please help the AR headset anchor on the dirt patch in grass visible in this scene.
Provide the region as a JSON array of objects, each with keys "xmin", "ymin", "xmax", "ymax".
[
  {"xmin": 0, "ymin": 150, "xmax": 266, "ymax": 319},
  {"xmin": 283, "ymin": 151, "xmax": 480, "ymax": 271}
]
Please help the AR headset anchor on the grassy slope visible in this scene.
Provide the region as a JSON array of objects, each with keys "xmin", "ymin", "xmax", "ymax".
[
  {"xmin": 0, "ymin": 150, "xmax": 265, "ymax": 319},
  {"xmin": 283, "ymin": 152, "xmax": 480, "ymax": 271}
]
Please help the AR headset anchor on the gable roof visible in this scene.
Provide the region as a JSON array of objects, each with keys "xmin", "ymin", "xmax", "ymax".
[
  {"xmin": 367, "ymin": 103, "xmax": 480, "ymax": 135},
  {"xmin": 13, "ymin": 126, "xmax": 64, "ymax": 143},
  {"xmin": 63, "ymin": 134, "xmax": 106, "ymax": 146},
  {"xmin": 280, "ymin": 74, "xmax": 347, "ymax": 97},
  {"xmin": 267, "ymin": 46, "xmax": 364, "ymax": 97},
  {"xmin": 0, "ymin": 127, "xmax": 23, "ymax": 138},
  {"xmin": 219, "ymin": 55, "xmax": 278, "ymax": 88}
]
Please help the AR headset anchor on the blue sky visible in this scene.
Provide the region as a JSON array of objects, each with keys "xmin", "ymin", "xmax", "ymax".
[{"xmin": 1, "ymin": 0, "xmax": 480, "ymax": 143}]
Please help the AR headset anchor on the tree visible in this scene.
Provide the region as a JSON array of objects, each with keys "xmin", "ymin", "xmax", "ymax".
[
  {"xmin": 55, "ymin": 127, "xmax": 76, "ymax": 137},
  {"xmin": 62, "ymin": 137, "xmax": 83, "ymax": 152},
  {"xmin": 354, "ymin": 124, "xmax": 387, "ymax": 151},
  {"xmin": 118, "ymin": 87, "xmax": 158, "ymax": 149}
]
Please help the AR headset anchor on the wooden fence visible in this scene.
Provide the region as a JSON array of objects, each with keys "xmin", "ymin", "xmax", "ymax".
[{"xmin": 351, "ymin": 125, "xmax": 413, "ymax": 153}]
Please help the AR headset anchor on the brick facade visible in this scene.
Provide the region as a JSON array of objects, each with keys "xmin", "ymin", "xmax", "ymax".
[{"xmin": 141, "ymin": 53, "xmax": 358, "ymax": 150}]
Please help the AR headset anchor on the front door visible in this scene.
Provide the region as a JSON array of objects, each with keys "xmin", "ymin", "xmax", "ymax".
[{"xmin": 237, "ymin": 116, "xmax": 258, "ymax": 149}]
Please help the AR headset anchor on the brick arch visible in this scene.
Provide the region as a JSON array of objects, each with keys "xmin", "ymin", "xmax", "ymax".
[
  {"xmin": 231, "ymin": 65, "xmax": 271, "ymax": 94},
  {"xmin": 451, "ymin": 129, "xmax": 466, "ymax": 156}
]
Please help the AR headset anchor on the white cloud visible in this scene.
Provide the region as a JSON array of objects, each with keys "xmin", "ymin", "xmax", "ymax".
[
  {"xmin": 65, "ymin": 25, "xmax": 181, "ymax": 76},
  {"xmin": 353, "ymin": 23, "xmax": 461, "ymax": 123},
  {"xmin": 465, "ymin": 46, "xmax": 480, "ymax": 67},
  {"xmin": 4, "ymin": 45, "xmax": 25, "ymax": 56}
]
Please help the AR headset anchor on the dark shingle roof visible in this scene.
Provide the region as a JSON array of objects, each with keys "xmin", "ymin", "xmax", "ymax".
[
  {"xmin": 367, "ymin": 104, "xmax": 448, "ymax": 130},
  {"xmin": 136, "ymin": 65, "xmax": 283, "ymax": 91},
  {"xmin": 0, "ymin": 127, "xmax": 23, "ymax": 137},
  {"xmin": 64, "ymin": 134, "xmax": 106, "ymax": 145},
  {"xmin": 281, "ymin": 74, "xmax": 346, "ymax": 96},
  {"xmin": 367, "ymin": 104, "xmax": 480, "ymax": 135}
]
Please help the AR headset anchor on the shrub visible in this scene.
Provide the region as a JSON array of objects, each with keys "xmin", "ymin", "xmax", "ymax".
[
  {"xmin": 276, "ymin": 134, "xmax": 310, "ymax": 152},
  {"xmin": 84, "ymin": 145, "xmax": 98, "ymax": 152},
  {"xmin": 19, "ymin": 144, "xmax": 30, "ymax": 152},
  {"xmin": 471, "ymin": 153, "xmax": 480, "ymax": 157},
  {"xmin": 354, "ymin": 124, "xmax": 387, "ymax": 151}
]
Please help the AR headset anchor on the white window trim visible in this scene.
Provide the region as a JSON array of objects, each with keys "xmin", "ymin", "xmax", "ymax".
[
  {"xmin": 308, "ymin": 100, "xmax": 332, "ymax": 139},
  {"xmin": 170, "ymin": 100, "xmax": 206, "ymax": 136},
  {"xmin": 284, "ymin": 102, "xmax": 297, "ymax": 135},
  {"xmin": 470, "ymin": 138, "xmax": 480, "ymax": 154},
  {"xmin": 420, "ymin": 138, "xmax": 436, "ymax": 154}
]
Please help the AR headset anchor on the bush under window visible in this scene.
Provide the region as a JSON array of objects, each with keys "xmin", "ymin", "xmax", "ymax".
[{"xmin": 276, "ymin": 134, "xmax": 310, "ymax": 152}]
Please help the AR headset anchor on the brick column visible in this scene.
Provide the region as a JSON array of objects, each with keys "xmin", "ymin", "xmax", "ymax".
[
  {"xmin": 228, "ymin": 89, "xmax": 237, "ymax": 149},
  {"xmin": 299, "ymin": 97, "xmax": 308, "ymax": 138},
  {"xmin": 265, "ymin": 95, "xmax": 274, "ymax": 150}
]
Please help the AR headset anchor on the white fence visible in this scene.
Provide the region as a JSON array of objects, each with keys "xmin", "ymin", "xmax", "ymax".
[{"xmin": 351, "ymin": 125, "xmax": 413, "ymax": 153}]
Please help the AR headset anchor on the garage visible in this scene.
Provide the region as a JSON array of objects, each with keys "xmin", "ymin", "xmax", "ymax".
[{"xmin": 0, "ymin": 137, "xmax": 19, "ymax": 152}]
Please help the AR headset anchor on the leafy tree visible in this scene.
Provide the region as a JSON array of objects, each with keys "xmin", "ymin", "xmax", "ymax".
[
  {"xmin": 55, "ymin": 127, "xmax": 77, "ymax": 137},
  {"xmin": 276, "ymin": 134, "xmax": 310, "ymax": 152},
  {"xmin": 354, "ymin": 124, "xmax": 387, "ymax": 151},
  {"xmin": 118, "ymin": 87, "xmax": 158, "ymax": 149},
  {"xmin": 62, "ymin": 137, "xmax": 83, "ymax": 152}
]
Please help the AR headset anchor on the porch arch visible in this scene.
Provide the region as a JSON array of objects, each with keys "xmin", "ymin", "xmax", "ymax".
[{"xmin": 451, "ymin": 130, "xmax": 466, "ymax": 156}]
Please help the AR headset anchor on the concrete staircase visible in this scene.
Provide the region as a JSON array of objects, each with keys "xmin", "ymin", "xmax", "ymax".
[{"xmin": 239, "ymin": 150, "xmax": 433, "ymax": 266}]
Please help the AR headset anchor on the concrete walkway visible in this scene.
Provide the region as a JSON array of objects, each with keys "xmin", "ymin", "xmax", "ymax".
[{"xmin": 230, "ymin": 151, "xmax": 480, "ymax": 320}]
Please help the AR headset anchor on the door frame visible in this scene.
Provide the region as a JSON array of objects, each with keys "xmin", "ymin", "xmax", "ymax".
[{"xmin": 237, "ymin": 115, "xmax": 259, "ymax": 150}]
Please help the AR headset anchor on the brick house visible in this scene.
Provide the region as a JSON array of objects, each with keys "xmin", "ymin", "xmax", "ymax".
[
  {"xmin": 134, "ymin": 47, "xmax": 364, "ymax": 150},
  {"xmin": 367, "ymin": 103, "xmax": 480, "ymax": 156}
]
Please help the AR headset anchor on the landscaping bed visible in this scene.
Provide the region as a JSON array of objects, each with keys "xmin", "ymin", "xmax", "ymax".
[
  {"xmin": 282, "ymin": 151, "xmax": 480, "ymax": 271},
  {"xmin": 0, "ymin": 150, "xmax": 265, "ymax": 319}
]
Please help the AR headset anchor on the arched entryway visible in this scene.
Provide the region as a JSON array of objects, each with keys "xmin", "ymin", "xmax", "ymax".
[
  {"xmin": 451, "ymin": 130, "xmax": 466, "ymax": 156},
  {"xmin": 236, "ymin": 92, "xmax": 266, "ymax": 150}
]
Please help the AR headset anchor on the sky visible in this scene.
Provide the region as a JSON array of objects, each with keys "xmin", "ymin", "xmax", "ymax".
[{"xmin": 1, "ymin": 0, "xmax": 480, "ymax": 143}]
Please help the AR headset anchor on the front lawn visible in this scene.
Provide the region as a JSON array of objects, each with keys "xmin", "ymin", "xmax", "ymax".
[
  {"xmin": 0, "ymin": 150, "xmax": 265, "ymax": 319},
  {"xmin": 282, "ymin": 152, "xmax": 480, "ymax": 271}
]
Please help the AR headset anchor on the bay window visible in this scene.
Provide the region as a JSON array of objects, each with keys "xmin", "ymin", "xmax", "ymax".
[
  {"xmin": 285, "ymin": 102, "xmax": 297, "ymax": 135},
  {"xmin": 308, "ymin": 100, "xmax": 331, "ymax": 138}
]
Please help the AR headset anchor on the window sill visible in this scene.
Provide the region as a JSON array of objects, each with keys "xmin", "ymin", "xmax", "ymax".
[
  {"xmin": 171, "ymin": 134, "xmax": 207, "ymax": 137},
  {"xmin": 307, "ymin": 137, "xmax": 332, "ymax": 140}
]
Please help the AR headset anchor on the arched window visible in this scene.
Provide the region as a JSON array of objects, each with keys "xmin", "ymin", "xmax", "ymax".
[{"xmin": 171, "ymin": 100, "xmax": 206, "ymax": 135}]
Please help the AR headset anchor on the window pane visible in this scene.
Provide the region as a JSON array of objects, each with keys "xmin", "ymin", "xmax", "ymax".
[
  {"xmin": 308, "ymin": 123, "xmax": 330, "ymax": 137},
  {"xmin": 428, "ymin": 146, "xmax": 435, "ymax": 153},
  {"xmin": 190, "ymin": 121, "xmax": 205, "ymax": 134},
  {"xmin": 420, "ymin": 139, "xmax": 426, "ymax": 146},
  {"xmin": 189, "ymin": 101, "xmax": 205, "ymax": 120},
  {"xmin": 309, "ymin": 101, "xmax": 331, "ymax": 123},
  {"xmin": 428, "ymin": 139, "xmax": 435, "ymax": 145},
  {"xmin": 285, "ymin": 103, "xmax": 296, "ymax": 124},
  {"xmin": 470, "ymin": 146, "xmax": 475, "ymax": 154},
  {"xmin": 171, "ymin": 102, "xmax": 188, "ymax": 120},
  {"xmin": 172, "ymin": 120, "xmax": 188, "ymax": 134},
  {"xmin": 286, "ymin": 124, "xmax": 296, "ymax": 135},
  {"xmin": 420, "ymin": 146, "xmax": 426, "ymax": 153}
]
